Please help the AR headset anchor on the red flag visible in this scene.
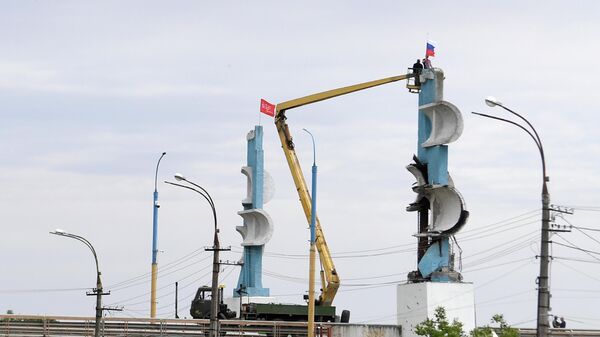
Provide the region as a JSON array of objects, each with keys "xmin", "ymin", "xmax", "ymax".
[{"xmin": 260, "ymin": 99, "xmax": 276, "ymax": 117}]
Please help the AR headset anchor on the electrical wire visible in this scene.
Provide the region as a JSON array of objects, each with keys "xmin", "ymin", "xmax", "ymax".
[
  {"xmin": 228, "ymin": 209, "xmax": 541, "ymax": 261},
  {"xmin": 553, "ymin": 239, "xmax": 600, "ymax": 258},
  {"xmin": 106, "ymin": 261, "xmax": 213, "ymax": 306},
  {"xmin": 457, "ymin": 212, "xmax": 540, "ymax": 240},
  {"xmin": 553, "ymin": 256, "xmax": 600, "ymax": 264},
  {"xmin": 554, "ymin": 260, "xmax": 600, "ymax": 283},
  {"xmin": 110, "ymin": 254, "xmax": 212, "ymax": 292},
  {"xmin": 0, "ymin": 287, "xmax": 89, "ymax": 294},
  {"xmin": 156, "ymin": 267, "xmax": 232, "ymax": 312},
  {"xmin": 107, "ymin": 248, "xmax": 205, "ymax": 289},
  {"xmin": 462, "ymin": 230, "xmax": 538, "ymax": 266},
  {"xmin": 555, "ymin": 232, "xmax": 600, "ymax": 262},
  {"xmin": 457, "ymin": 209, "xmax": 540, "ymax": 236},
  {"xmin": 568, "ymin": 205, "xmax": 600, "ymax": 212},
  {"xmin": 573, "ymin": 227, "xmax": 600, "ymax": 246},
  {"xmin": 556, "ymin": 216, "xmax": 600, "ymax": 248},
  {"xmin": 554, "ymin": 288, "xmax": 600, "ymax": 293},
  {"xmin": 573, "ymin": 225, "xmax": 600, "ymax": 232},
  {"xmin": 474, "ymin": 259, "xmax": 535, "ymax": 290},
  {"xmin": 463, "ymin": 257, "xmax": 533, "ymax": 273}
]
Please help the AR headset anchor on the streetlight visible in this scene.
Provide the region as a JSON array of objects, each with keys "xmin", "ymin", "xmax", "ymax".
[
  {"xmin": 151, "ymin": 152, "xmax": 166, "ymax": 318},
  {"xmin": 303, "ymin": 128, "xmax": 317, "ymax": 337},
  {"xmin": 50, "ymin": 229, "xmax": 108, "ymax": 337},
  {"xmin": 165, "ymin": 174, "xmax": 222, "ymax": 337},
  {"xmin": 473, "ymin": 97, "xmax": 551, "ymax": 337}
]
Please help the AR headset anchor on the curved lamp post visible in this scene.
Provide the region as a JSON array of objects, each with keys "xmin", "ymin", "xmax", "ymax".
[
  {"xmin": 151, "ymin": 152, "xmax": 166, "ymax": 318},
  {"xmin": 473, "ymin": 97, "xmax": 550, "ymax": 337},
  {"xmin": 302, "ymin": 128, "xmax": 317, "ymax": 337},
  {"xmin": 50, "ymin": 229, "xmax": 106, "ymax": 337},
  {"xmin": 165, "ymin": 174, "xmax": 220, "ymax": 337}
]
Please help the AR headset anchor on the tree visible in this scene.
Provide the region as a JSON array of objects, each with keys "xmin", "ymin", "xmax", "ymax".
[
  {"xmin": 471, "ymin": 314, "xmax": 519, "ymax": 337},
  {"xmin": 414, "ymin": 307, "xmax": 465, "ymax": 337}
]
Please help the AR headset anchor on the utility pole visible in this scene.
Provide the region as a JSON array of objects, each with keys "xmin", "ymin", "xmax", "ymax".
[
  {"xmin": 205, "ymin": 234, "xmax": 231, "ymax": 337},
  {"xmin": 474, "ymin": 96, "xmax": 553, "ymax": 337},
  {"xmin": 50, "ymin": 230, "xmax": 110, "ymax": 337},
  {"xmin": 175, "ymin": 282, "xmax": 179, "ymax": 319},
  {"xmin": 166, "ymin": 174, "xmax": 230, "ymax": 337},
  {"xmin": 538, "ymin": 180, "xmax": 551, "ymax": 337}
]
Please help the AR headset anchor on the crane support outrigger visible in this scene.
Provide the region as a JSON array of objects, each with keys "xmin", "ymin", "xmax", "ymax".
[{"xmin": 274, "ymin": 73, "xmax": 416, "ymax": 306}]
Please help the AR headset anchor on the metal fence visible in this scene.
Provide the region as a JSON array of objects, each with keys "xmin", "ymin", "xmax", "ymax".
[
  {"xmin": 0, "ymin": 315, "xmax": 332, "ymax": 337},
  {"xmin": 518, "ymin": 328, "xmax": 600, "ymax": 337}
]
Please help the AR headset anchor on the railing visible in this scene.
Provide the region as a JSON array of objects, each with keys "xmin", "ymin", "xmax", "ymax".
[
  {"xmin": 518, "ymin": 328, "xmax": 600, "ymax": 337},
  {"xmin": 0, "ymin": 315, "xmax": 333, "ymax": 337}
]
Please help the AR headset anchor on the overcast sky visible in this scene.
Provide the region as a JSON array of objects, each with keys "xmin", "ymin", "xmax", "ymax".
[{"xmin": 1, "ymin": 0, "xmax": 599, "ymax": 330}]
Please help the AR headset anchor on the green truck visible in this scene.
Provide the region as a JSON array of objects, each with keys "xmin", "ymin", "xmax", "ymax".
[{"xmin": 190, "ymin": 287, "xmax": 349, "ymax": 323}]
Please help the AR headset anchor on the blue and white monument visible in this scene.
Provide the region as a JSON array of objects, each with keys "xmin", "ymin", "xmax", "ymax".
[
  {"xmin": 225, "ymin": 125, "xmax": 276, "ymax": 314},
  {"xmin": 398, "ymin": 68, "xmax": 475, "ymax": 336}
]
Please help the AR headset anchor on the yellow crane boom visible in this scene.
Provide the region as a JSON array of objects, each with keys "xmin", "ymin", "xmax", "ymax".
[{"xmin": 274, "ymin": 73, "xmax": 414, "ymax": 306}]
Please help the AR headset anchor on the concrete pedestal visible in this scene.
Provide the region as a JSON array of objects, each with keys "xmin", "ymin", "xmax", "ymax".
[{"xmin": 397, "ymin": 282, "xmax": 475, "ymax": 337}]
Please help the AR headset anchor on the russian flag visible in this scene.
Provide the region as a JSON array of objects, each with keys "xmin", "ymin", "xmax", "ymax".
[{"xmin": 426, "ymin": 41, "xmax": 436, "ymax": 57}]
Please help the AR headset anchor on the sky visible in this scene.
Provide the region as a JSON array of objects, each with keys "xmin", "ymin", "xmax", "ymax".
[{"xmin": 1, "ymin": 0, "xmax": 600, "ymax": 331}]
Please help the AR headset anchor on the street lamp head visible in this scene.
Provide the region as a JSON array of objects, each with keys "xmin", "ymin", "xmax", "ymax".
[
  {"xmin": 485, "ymin": 96, "xmax": 502, "ymax": 107},
  {"xmin": 174, "ymin": 173, "xmax": 186, "ymax": 181},
  {"xmin": 51, "ymin": 228, "xmax": 66, "ymax": 235}
]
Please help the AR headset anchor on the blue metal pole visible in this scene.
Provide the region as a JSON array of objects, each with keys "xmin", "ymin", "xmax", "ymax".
[
  {"xmin": 310, "ymin": 164, "xmax": 317, "ymax": 243},
  {"xmin": 303, "ymin": 129, "xmax": 317, "ymax": 243},
  {"xmin": 303, "ymin": 129, "xmax": 317, "ymax": 337},
  {"xmin": 152, "ymin": 190, "xmax": 159, "ymax": 263},
  {"xmin": 151, "ymin": 152, "xmax": 166, "ymax": 318}
]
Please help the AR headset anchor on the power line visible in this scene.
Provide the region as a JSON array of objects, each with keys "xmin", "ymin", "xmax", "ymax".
[
  {"xmin": 110, "ymin": 254, "xmax": 212, "ymax": 292},
  {"xmin": 0, "ymin": 287, "xmax": 89, "ymax": 294},
  {"xmin": 462, "ymin": 230, "xmax": 538, "ymax": 265},
  {"xmin": 555, "ymin": 233, "xmax": 600, "ymax": 263},
  {"xmin": 458, "ymin": 209, "xmax": 539, "ymax": 235},
  {"xmin": 553, "ymin": 239, "xmax": 600, "ymax": 257},
  {"xmin": 555, "ymin": 260, "xmax": 600, "ymax": 283},
  {"xmin": 463, "ymin": 257, "xmax": 533, "ymax": 272},
  {"xmin": 457, "ymin": 211, "xmax": 540, "ymax": 238},
  {"xmin": 554, "ymin": 288, "xmax": 600, "ymax": 293},
  {"xmin": 114, "ymin": 250, "xmax": 207, "ymax": 288},
  {"xmin": 229, "ymin": 209, "xmax": 541, "ymax": 260},
  {"xmin": 107, "ymin": 248, "xmax": 205, "ymax": 289},
  {"xmin": 474, "ymin": 259, "xmax": 534, "ymax": 290},
  {"xmin": 553, "ymin": 256, "xmax": 600, "ymax": 264},
  {"xmin": 106, "ymin": 261, "xmax": 213, "ymax": 306},
  {"xmin": 458, "ymin": 219, "xmax": 539, "ymax": 243},
  {"xmin": 573, "ymin": 225, "xmax": 600, "ymax": 232},
  {"xmin": 567, "ymin": 205, "xmax": 600, "ymax": 212},
  {"xmin": 557, "ymin": 216, "xmax": 600, "ymax": 247}
]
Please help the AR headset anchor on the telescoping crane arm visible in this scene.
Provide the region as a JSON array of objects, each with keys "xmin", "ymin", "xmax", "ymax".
[{"xmin": 274, "ymin": 73, "xmax": 414, "ymax": 306}]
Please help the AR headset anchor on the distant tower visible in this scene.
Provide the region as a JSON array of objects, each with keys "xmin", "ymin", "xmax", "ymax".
[
  {"xmin": 398, "ymin": 68, "xmax": 475, "ymax": 336},
  {"xmin": 234, "ymin": 125, "xmax": 274, "ymax": 297}
]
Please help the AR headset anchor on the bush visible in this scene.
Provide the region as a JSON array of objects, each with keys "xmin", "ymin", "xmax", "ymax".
[
  {"xmin": 471, "ymin": 314, "xmax": 518, "ymax": 337},
  {"xmin": 414, "ymin": 307, "xmax": 465, "ymax": 337}
]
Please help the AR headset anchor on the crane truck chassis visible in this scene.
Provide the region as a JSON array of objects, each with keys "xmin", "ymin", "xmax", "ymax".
[{"xmin": 190, "ymin": 286, "xmax": 347, "ymax": 322}]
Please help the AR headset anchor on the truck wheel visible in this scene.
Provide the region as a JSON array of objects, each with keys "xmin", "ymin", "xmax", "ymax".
[{"xmin": 340, "ymin": 310, "xmax": 350, "ymax": 323}]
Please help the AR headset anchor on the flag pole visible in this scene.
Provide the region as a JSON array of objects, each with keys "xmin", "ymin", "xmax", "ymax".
[{"xmin": 258, "ymin": 109, "xmax": 262, "ymax": 126}]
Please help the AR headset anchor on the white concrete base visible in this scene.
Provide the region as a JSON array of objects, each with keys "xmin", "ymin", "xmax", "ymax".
[
  {"xmin": 331, "ymin": 324, "xmax": 401, "ymax": 337},
  {"xmin": 223, "ymin": 296, "xmax": 278, "ymax": 319},
  {"xmin": 397, "ymin": 282, "xmax": 475, "ymax": 337}
]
